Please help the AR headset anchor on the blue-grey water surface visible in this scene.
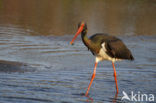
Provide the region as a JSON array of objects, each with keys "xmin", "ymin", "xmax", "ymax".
[
  {"xmin": 0, "ymin": 0, "xmax": 156, "ymax": 102},
  {"xmin": 0, "ymin": 25, "xmax": 156, "ymax": 103}
]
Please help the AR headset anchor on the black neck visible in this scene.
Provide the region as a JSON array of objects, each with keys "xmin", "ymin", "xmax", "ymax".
[{"xmin": 81, "ymin": 30, "xmax": 91, "ymax": 49}]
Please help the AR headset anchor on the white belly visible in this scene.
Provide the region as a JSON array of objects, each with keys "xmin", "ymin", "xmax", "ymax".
[{"xmin": 95, "ymin": 43, "xmax": 121, "ymax": 63}]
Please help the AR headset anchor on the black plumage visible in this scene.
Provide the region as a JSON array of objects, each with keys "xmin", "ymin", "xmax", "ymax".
[
  {"xmin": 89, "ymin": 33, "xmax": 134, "ymax": 60},
  {"xmin": 70, "ymin": 22, "xmax": 134, "ymax": 96}
]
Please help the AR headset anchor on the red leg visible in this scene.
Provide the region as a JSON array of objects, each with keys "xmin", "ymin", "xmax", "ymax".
[
  {"xmin": 85, "ymin": 62, "xmax": 98, "ymax": 96},
  {"xmin": 112, "ymin": 62, "xmax": 119, "ymax": 93}
]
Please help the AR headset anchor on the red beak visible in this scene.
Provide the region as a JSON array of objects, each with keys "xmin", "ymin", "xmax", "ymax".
[{"xmin": 70, "ymin": 23, "xmax": 84, "ymax": 45}]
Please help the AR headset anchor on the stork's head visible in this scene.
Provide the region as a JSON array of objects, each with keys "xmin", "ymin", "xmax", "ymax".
[{"xmin": 70, "ymin": 22, "xmax": 87, "ymax": 45}]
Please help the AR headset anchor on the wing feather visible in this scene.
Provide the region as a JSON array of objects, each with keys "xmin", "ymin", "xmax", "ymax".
[{"xmin": 105, "ymin": 40, "xmax": 134, "ymax": 60}]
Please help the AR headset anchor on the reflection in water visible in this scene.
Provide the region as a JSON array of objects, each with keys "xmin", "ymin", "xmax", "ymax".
[
  {"xmin": 112, "ymin": 93, "xmax": 118, "ymax": 103},
  {"xmin": 0, "ymin": 0, "xmax": 156, "ymax": 36},
  {"xmin": 86, "ymin": 95, "xmax": 94, "ymax": 103},
  {"xmin": 0, "ymin": 29, "xmax": 155, "ymax": 102},
  {"xmin": 0, "ymin": 0, "xmax": 156, "ymax": 103},
  {"xmin": 85, "ymin": 92, "xmax": 119, "ymax": 103}
]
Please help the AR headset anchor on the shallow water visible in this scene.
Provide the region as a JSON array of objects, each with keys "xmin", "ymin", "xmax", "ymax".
[
  {"xmin": 0, "ymin": 1, "xmax": 156, "ymax": 102},
  {"xmin": 0, "ymin": 25, "xmax": 156, "ymax": 103}
]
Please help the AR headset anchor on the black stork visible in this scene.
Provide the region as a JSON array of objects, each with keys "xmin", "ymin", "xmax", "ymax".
[{"xmin": 70, "ymin": 22, "xmax": 134, "ymax": 96}]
